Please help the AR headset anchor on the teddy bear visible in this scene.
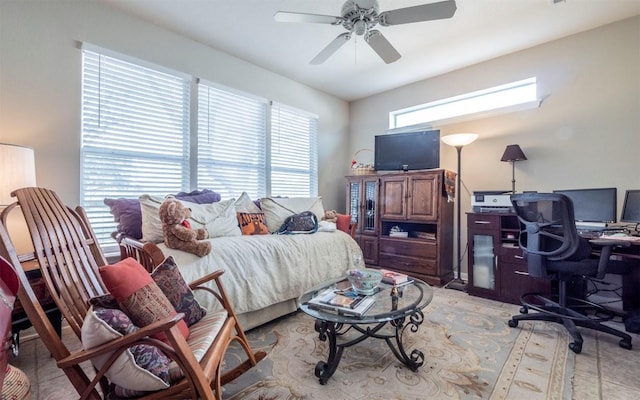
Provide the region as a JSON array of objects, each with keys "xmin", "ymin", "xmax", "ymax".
[
  {"xmin": 323, "ymin": 209, "xmax": 338, "ymax": 223},
  {"xmin": 159, "ymin": 196, "xmax": 211, "ymax": 257}
]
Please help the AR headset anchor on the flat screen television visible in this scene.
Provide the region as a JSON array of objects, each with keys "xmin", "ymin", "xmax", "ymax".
[
  {"xmin": 553, "ymin": 187, "xmax": 617, "ymax": 223},
  {"xmin": 374, "ymin": 130, "xmax": 440, "ymax": 171},
  {"xmin": 621, "ymin": 190, "xmax": 640, "ymax": 223}
]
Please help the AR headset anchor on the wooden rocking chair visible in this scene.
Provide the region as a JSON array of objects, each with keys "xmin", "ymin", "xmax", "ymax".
[{"xmin": 0, "ymin": 187, "xmax": 265, "ymax": 399}]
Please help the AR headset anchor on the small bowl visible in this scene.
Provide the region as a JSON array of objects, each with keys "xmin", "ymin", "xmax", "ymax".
[{"xmin": 346, "ymin": 268, "xmax": 383, "ymax": 295}]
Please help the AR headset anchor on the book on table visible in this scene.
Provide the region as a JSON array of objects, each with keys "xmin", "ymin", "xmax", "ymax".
[
  {"xmin": 379, "ymin": 269, "xmax": 412, "ymax": 286},
  {"xmin": 306, "ymin": 288, "xmax": 376, "ymax": 317}
]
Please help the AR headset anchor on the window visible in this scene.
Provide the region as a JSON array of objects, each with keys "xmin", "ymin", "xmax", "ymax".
[
  {"xmin": 81, "ymin": 48, "xmax": 319, "ymax": 251},
  {"xmin": 270, "ymin": 103, "xmax": 318, "ymax": 197},
  {"xmin": 197, "ymin": 81, "xmax": 318, "ymax": 199},
  {"xmin": 390, "ymin": 77, "xmax": 540, "ymax": 129},
  {"xmin": 196, "ymin": 83, "xmax": 267, "ymax": 199},
  {"xmin": 81, "ymin": 47, "xmax": 191, "ymax": 251}
]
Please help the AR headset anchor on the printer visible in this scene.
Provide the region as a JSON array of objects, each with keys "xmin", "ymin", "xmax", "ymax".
[{"xmin": 472, "ymin": 191, "xmax": 513, "ymax": 213}]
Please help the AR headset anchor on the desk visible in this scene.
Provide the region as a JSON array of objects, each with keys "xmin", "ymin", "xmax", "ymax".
[{"xmin": 590, "ymin": 236, "xmax": 640, "ymax": 311}]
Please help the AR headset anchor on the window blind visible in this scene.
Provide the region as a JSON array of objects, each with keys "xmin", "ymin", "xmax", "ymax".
[
  {"xmin": 271, "ymin": 103, "xmax": 318, "ymax": 197},
  {"xmin": 81, "ymin": 49, "xmax": 191, "ymax": 250},
  {"xmin": 197, "ymin": 83, "xmax": 268, "ymax": 199}
]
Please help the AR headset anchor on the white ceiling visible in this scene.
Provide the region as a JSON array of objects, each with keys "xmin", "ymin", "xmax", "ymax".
[{"xmin": 100, "ymin": 0, "xmax": 640, "ymax": 101}]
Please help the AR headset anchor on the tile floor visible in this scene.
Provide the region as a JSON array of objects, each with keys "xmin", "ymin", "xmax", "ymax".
[{"xmin": 8, "ymin": 311, "xmax": 640, "ymax": 399}]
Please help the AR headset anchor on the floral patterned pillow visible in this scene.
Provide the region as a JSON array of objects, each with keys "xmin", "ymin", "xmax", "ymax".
[
  {"xmin": 81, "ymin": 306, "xmax": 171, "ymax": 391},
  {"xmin": 151, "ymin": 256, "xmax": 207, "ymax": 326}
]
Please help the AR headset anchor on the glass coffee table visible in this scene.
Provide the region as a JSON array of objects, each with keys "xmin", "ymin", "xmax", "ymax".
[{"xmin": 298, "ymin": 277, "xmax": 434, "ymax": 384}]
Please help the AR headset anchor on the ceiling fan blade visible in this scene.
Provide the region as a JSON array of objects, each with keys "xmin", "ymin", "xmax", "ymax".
[
  {"xmin": 378, "ymin": 0, "xmax": 457, "ymax": 26},
  {"xmin": 274, "ymin": 11, "xmax": 342, "ymax": 25},
  {"xmin": 310, "ymin": 32, "xmax": 351, "ymax": 65},
  {"xmin": 365, "ymin": 30, "xmax": 401, "ymax": 64}
]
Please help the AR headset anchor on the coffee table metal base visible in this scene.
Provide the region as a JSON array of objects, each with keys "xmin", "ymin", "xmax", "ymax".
[{"xmin": 313, "ymin": 309, "xmax": 425, "ymax": 384}]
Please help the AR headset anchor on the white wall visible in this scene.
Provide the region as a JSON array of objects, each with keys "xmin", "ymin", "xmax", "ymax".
[
  {"xmin": 350, "ymin": 16, "xmax": 640, "ymax": 274},
  {"xmin": 0, "ymin": 0, "xmax": 349, "ymax": 211}
]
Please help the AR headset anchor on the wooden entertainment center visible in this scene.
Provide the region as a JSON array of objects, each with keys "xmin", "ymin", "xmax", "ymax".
[{"xmin": 346, "ymin": 169, "xmax": 454, "ymax": 286}]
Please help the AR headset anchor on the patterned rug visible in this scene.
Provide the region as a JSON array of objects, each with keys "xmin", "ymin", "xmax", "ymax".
[{"xmin": 222, "ymin": 288, "xmax": 574, "ymax": 400}]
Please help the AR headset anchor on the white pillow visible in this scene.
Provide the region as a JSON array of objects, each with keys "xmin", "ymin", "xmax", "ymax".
[
  {"xmin": 234, "ymin": 192, "xmax": 261, "ymax": 213},
  {"xmin": 81, "ymin": 306, "xmax": 170, "ymax": 391},
  {"xmin": 189, "ymin": 198, "xmax": 241, "ymax": 238},
  {"xmin": 318, "ymin": 220, "xmax": 337, "ymax": 232},
  {"xmin": 139, "ymin": 194, "xmax": 166, "ymax": 243},
  {"xmin": 259, "ymin": 197, "xmax": 325, "ymax": 233},
  {"xmin": 140, "ymin": 195, "xmax": 241, "ymax": 243}
]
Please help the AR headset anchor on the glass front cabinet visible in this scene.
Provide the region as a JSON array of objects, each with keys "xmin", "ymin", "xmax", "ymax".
[
  {"xmin": 346, "ymin": 175, "xmax": 379, "ymax": 265},
  {"xmin": 467, "ymin": 212, "xmax": 552, "ymax": 304}
]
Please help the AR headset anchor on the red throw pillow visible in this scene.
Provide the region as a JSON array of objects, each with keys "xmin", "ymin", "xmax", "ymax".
[
  {"xmin": 336, "ymin": 214, "xmax": 352, "ymax": 234},
  {"xmin": 98, "ymin": 258, "xmax": 189, "ymax": 342}
]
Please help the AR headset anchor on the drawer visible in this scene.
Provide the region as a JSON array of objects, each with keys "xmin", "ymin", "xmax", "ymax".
[
  {"xmin": 379, "ymin": 238, "xmax": 437, "ymax": 258},
  {"xmin": 378, "ymin": 253, "xmax": 437, "ymax": 276},
  {"xmin": 467, "ymin": 214, "xmax": 500, "ymax": 231},
  {"xmin": 501, "ymin": 245, "xmax": 526, "ymax": 265}
]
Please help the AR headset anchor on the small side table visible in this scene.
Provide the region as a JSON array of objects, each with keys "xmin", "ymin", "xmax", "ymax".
[{"xmin": 11, "ymin": 260, "xmax": 61, "ymax": 347}]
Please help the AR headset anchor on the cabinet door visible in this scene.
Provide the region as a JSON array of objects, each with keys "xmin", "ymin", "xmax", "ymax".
[
  {"xmin": 467, "ymin": 214, "xmax": 500, "ymax": 299},
  {"xmin": 346, "ymin": 179, "xmax": 361, "ymax": 231},
  {"xmin": 469, "ymin": 232, "xmax": 498, "ymax": 292},
  {"xmin": 380, "ymin": 176, "xmax": 407, "ymax": 220},
  {"xmin": 361, "ymin": 178, "xmax": 378, "ymax": 235},
  {"xmin": 347, "ymin": 177, "xmax": 379, "ymax": 235},
  {"xmin": 407, "ymin": 173, "xmax": 438, "ymax": 221}
]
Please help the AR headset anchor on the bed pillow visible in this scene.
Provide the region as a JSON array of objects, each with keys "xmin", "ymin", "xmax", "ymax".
[
  {"xmin": 104, "ymin": 198, "xmax": 143, "ymax": 240},
  {"xmin": 336, "ymin": 214, "xmax": 352, "ymax": 234},
  {"xmin": 106, "ymin": 190, "xmax": 221, "ymax": 241},
  {"xmin": 234, "ymin": 192, "xmax": 262, "ymax": 213},
  {"xmin": 140, "ymin": 196, "xmax": 240, "ymax": 242},
  {"xmin": 188, "ymin": 198, "xmax": 241, "ymax": 238},
  {"xmin": 175, "ymin": 189, "xmax": 222, "ymax": 204},
  {"xmin": 259, "ymin": 197, "xmax": 325, "ymax": 233},
  {"xmin": 237, "ymin": 212, "xmax": 269, "ymax": 235},
  {"xmin": 151, "ymin": 256, "xmax": 207, "ymax": 326},
  {"xmin": 81, "ymin": 306, "xmax": 171, "ymax": 391},
  {"xmin": 98, "ymin": 257, "xmax": 189, "ymax": 342}
]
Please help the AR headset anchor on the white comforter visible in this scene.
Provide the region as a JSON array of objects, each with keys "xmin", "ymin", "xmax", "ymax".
[{"xmin": 155, "ymin": 230, "xmax": 362, "ymax": 315}]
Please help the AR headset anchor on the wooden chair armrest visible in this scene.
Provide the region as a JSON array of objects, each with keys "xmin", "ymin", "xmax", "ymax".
[
  {"xmin": 188, "ymin": 269, "xmax": 225, "ymax": 289},
  {"xmin": 57, "ymin": 313, "xmax": 185, "ymax": 368}
]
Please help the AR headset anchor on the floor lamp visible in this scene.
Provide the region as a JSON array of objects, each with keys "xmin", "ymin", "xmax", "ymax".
[{"xmin": 441, "ymin": 133, "xmax": 478, "ymax": 292}]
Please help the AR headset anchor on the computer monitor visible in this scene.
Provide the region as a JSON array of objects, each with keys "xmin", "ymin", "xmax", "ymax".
[
  {"xmin": 552, "ymin": 187, "xmax": 617, "ymax": 223},
  {"xmin": 620, "ymin": 190, "xmax": 640, "ymax": 223}
]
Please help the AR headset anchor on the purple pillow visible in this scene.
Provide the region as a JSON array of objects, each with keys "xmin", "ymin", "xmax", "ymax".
[
  {"xmin": 175, "ymin": 189, "xmax": 221, "ymax": 204},
  {"xmin": 104, "ymin": 198, "xmax": 143, "ymax": 239}
]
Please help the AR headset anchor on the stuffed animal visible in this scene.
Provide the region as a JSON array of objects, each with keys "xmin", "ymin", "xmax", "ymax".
[
  {"xmin": 323, "ymin": 209, "xmax": 338, "ymax": 223},
  {"xmin": 159, "ymin": 197, "xmax": 211, "ymax": 257}
]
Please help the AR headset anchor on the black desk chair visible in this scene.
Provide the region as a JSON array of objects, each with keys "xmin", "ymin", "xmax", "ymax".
[{"xmin": 508, "ymin": 192, "xmax": 632, "ymax": 354}]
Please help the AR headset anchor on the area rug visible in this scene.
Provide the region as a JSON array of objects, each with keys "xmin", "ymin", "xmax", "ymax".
[{"xmin": 222, "ymin": 287, "xmax": 574, "ymax": 400}]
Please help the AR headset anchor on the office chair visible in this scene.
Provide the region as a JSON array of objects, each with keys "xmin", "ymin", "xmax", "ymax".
[{"xmin": 507, "ymin": 192, "xmax": 632, "ymax": 354}]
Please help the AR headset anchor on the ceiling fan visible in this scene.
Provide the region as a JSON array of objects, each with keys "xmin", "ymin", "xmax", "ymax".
[{"xmin": 274, "ymin": 0, "xmax": 457, "ymax": 65}]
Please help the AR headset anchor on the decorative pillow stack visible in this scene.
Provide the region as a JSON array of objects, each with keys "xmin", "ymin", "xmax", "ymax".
[
  {"xmin": 82, "ymin": 256, "xmax": 207, "ymax": 394},
  {"xmin": 104, "ymin": 189, "xmax": 222, "ymax": 240},
  {"xmin": 139, "ymin": 196, "xmax": 241, "ymax": 243}
]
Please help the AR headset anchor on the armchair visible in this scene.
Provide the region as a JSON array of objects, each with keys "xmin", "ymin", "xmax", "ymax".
[{"xmin": 507, "ymin": 192, "xmax": 632, "ymax": 354}]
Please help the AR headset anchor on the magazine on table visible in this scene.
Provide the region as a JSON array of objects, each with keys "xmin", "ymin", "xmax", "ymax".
[{"xmin": 306, "ymin": 288, "xmax": 376, "ymax": 317}]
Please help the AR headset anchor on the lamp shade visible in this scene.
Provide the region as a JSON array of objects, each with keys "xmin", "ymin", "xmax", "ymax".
[
  {"xmin": 0, "ymin": 143, "xmax": 36, "ymax": 205},
  {"xmin": 441, "ymin": 133, "xmax": 479, "ymax": 148},
  {"xmin": 500, "ymin": 144, "xmax": 527, "ymax": 162}
]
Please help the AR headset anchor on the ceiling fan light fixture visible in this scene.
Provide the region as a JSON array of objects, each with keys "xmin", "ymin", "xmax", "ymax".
[
  {"xmin": 275, "ymin": 0, "xmax": 458, "ymax": 64},
  {"xmin": 354, "ymin": 20, "xmax": 367, "ymax": 35}
]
